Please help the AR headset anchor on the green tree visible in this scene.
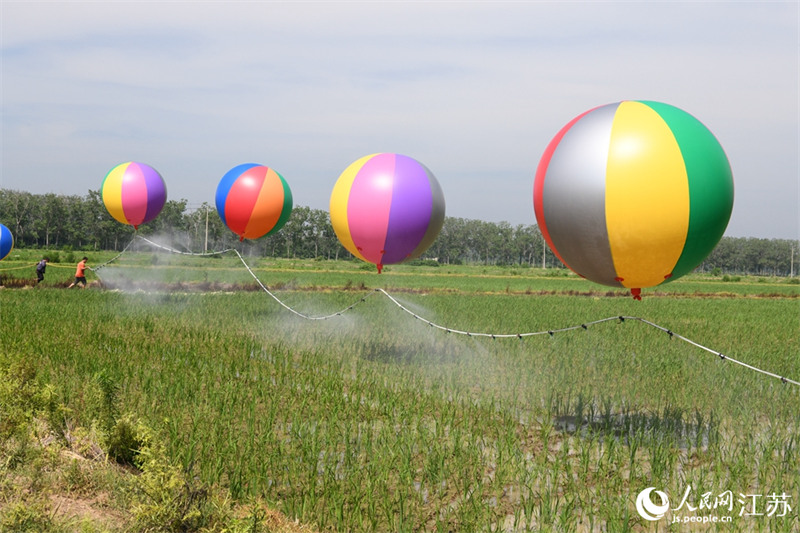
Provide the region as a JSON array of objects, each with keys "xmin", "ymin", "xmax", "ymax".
[{"xmin": 0, "ymin": 190, "xmax": 36, "ymax": 246}]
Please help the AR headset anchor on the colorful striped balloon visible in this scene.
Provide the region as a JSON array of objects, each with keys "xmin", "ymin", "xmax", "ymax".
[
  {"xmin": 215, "ymin": 164, "xmax": 293, "ymax": 241},
  {"xmin": 534, "ymin": 101, "xmax": 734, "ymax": 299},
  {"xmin": 101, "ymin": 162, "xmax": 167, "ymax": 229},
  {"xmin": 0, "ymin": 224, "xmax": 13, "ymax": 261},
  {"xmin": 330, "ymin": 153, "xmax": 445, "ymax": 273}
]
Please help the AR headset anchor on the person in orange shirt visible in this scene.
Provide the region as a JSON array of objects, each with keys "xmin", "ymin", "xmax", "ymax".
[{"xmin": 68, "ymin": 257, "xmax": 89, "ymax": 289}]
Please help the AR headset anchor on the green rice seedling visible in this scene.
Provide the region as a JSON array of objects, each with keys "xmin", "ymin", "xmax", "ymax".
[{"xmin": 1, "ymin": 267, "xmax": 798, "ymax": 532}]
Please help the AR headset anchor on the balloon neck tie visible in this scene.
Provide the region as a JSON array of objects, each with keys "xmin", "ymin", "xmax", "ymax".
[
  {"xmin": 239, "ymin": 236, "xmax": 245, "ymax": 242},
  {"xmin": 664, "ymin": 273, "xmax": 673, "ymax": 280},
  {"xmin": 133, "ymin": 225, "xmax": 139, "ymax": 231},
  {"xmin": 631, "ymin": 288, "xmax": 642, "ymax": 301},
  {"xmin": 376, "ymin": 250, "xmax": 386, "ymax": 273}
]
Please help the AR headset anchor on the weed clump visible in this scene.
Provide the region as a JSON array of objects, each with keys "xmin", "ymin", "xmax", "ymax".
[{"xmin": 0, "ymin": 354, "xmax": 315, "ymax": 532}]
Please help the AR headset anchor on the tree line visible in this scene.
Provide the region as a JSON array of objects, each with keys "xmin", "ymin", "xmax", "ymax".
[{"xmin": 1, "ymin": 189, "xmax": 797, "ymax": 276}]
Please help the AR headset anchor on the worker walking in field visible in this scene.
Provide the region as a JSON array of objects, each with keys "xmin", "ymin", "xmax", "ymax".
[
  {"xmin": 35, "ymin": 257, "xmax": 48, "ymax": 284},
  {"xmin": 68, "ymin": 257, "xmax": 88, "ymax": 289}
]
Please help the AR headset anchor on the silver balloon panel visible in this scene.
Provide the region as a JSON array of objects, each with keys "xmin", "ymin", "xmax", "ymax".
[{"xmin": 541, "ymin": 104, "xmax": 624, "ymax": 287}]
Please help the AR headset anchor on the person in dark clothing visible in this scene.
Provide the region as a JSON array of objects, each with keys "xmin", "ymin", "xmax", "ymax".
[{"xmin": 35, "ymin": 257, "xmax": 48, "ymax": 283}]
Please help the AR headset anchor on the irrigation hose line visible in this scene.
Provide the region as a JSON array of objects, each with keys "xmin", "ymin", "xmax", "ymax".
[
  {"xmin": 0, "ymin": 260, "xmax": 113, "ymax": 272},
  {"xmin": 0, "ymin": 263, "xmax": 41, "ymax": 272},
  {"xmin": 45, "ymin": 263, "xmax": 81, "ymax": 269},
  {"xmin": 75, "ymin": 234, "xmax": 800, "ymax": 388}
]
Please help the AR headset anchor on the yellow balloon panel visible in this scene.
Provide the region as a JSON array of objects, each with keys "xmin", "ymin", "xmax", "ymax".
[
  {"xmin": 605, "ymin": 102, "xmax": 690, "ymax": 289},
  {"xmin": 102, "ymin": 164, "xmax": 129, "ymax": 225},
  {"xmin": 329, "ymin": 155, "xmax": 376, "ymax": 263}
]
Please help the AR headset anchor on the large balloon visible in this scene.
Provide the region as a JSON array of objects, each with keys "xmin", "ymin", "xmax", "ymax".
[
  {"xmin": 215, "ymin": 164, "xmax": 293, "ymax": 241},
  {"xmin": 0, "ymin": 224, "xmax": 13, "ymax": 261},
  {"xmin": 534, "ymin": 100, "xmax": 734, "ymax": 299},
  {"xmin": 330, "ymin": 153, "xmax": 445, "ymax": 273},
  {"xmin": 101, "ymin": 162, "xmax": 167, "ymax": 229}
]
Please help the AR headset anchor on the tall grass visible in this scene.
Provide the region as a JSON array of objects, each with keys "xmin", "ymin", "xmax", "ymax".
[{"xmin": 1, "ymin": 274, "xmax": 798, "ymax": 531}]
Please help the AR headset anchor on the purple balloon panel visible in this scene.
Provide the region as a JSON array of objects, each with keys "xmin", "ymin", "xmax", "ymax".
[
  {"xmin": 382, "ymin": 155, "xmax": 435, "ymax": 264},
  {"xmin": 141, "ymin": 163, "xmax": 168, "ymax": 225}
]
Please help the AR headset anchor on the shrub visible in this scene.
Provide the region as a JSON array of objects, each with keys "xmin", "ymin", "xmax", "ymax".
[
  {"xmin": 0, "ymin": 500, "xmax": 54, "ymax": 533},
  {"xmin": 106, "ymin": 415, "xmax": 149, "ymax": 467},
  {"xmin": 0, "ymin": 357, "xmax": 56, "ymax": 443},
  {"xmin": 129, "ymin": 432, "xmax": 231, "ymax": 533}
]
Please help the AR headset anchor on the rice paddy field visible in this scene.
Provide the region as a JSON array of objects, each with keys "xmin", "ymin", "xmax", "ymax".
[{"xmin": 1, "ymin": 249, "xmax": 799, "ymax": 532}]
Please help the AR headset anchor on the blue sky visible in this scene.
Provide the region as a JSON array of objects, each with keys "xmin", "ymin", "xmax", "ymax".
[{"xmin": 1, "ymin": 1, "xmax": 797, "ymax": 239}]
